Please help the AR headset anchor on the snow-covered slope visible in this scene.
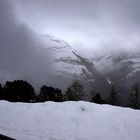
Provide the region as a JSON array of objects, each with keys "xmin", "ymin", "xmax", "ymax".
[
  {"xmin": 41, "ymin": 35, "xmax": 140, "ymax": 84},
  {"xmin": 39, "ymin": 35, "xmax": 140, "ymax": 98},
  {"xmin": 41, "ymin": 34, "xmax": 85, "ymax": 78},
  {"xmin": 0, "ymin": 101, "xmax": 140, "ymax": 140},
  {"xmin": 40, "ymin": 35, "xmax": 109, "ymax": 92}
]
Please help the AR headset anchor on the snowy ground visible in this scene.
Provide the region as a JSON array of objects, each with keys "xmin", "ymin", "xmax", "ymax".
[{"xmin": 0, "ymin": 101, "xmax": 140, "ymax": 140}]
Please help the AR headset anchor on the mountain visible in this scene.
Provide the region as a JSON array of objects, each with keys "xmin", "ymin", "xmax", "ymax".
[
  {"xmin": 41, "ymin": 34, "xmax": 110, "ymax": 81},
  {"xmin": 40, "ymin": 35, "xmax": 140, "ymax": 103},
  {"xmin": 40, "ymin": 35, "xmax": 109, "ymax": 95}
]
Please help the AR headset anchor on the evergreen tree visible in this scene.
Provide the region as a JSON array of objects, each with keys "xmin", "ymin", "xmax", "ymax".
[
  {"xmin": 91, "ymin": 93, "xmax": 105, "ymax": 104},
  {"xmin": 65, "ymin": 87, "xmax": 76, "ymax": 101},
  {"xmin": 65, "ymin": 81, "xmax": 84, "ymax": 101},
  {"xmin": 0, "ymin": 84, "xmax": 3, "ymax": 100},
  {"xmin": 38, "ymin": 85, "xmax": 63, "ymax": 102},
  {"xmin": 55, "ymin": 88, "xmax": 64, "ymax": 102},
  {"xmin": 110, "ymin": 85, "xmax": 117, "ymax": 105},
  {"xmin": 37, "ymin": 85, "xmax": 49, "ymax": 102},
  {"xmin": 129, "ymin": 83, "xmax": 140, "ymax": 109},
  {"xmin": 3, "ymin": 80, "xmax": 35, "ymax": 102}
]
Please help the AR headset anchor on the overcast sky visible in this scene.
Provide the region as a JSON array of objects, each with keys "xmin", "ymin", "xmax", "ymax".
[
  {"xmin": 13, "ymin": 0, "xmax": 140, "ymax": 55},
  {"xmin": 0, "ymin": 0, "xmax": 140, "ymax": 88},
  {"xmin": 0, "ymin": 0, "xmax": 57, "ymax": 88}
]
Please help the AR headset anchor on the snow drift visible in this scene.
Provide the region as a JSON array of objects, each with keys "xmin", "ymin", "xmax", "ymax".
[{"xmin": 0, "ymin": 101, "xmax": 140, "ymax": 140}]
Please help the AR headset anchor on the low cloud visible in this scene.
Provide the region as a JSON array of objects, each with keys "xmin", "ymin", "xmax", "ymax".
[
  {"xmin": 0, "ymin": 0, "xmax": 55, "ymax": 88},
  {"xmin": 14, "ymin": 0, "xmax": 140, "ymax": 56}
]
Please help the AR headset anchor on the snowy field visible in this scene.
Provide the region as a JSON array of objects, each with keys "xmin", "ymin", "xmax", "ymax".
[{"xmin": 0, "ymin": 101, "xmax": 140, "ymax": 140}]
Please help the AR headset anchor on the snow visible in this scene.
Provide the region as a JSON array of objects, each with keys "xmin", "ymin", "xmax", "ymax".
[{"xmin": 0, "ymin": 101, "xmax": 140, "ymax": 140}]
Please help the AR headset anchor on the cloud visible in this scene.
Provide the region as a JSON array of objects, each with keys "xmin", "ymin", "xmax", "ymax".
[
  {"xmin": 1, "ymin": 0, "xmax": 140, "ymax": 90},
  {"xmin": 0, "ymin": 0, "xmax": 56, "ymax": 88},
  {"xmin": 14, "ymin": 0, "xmax": 140, "ymax": 55}
]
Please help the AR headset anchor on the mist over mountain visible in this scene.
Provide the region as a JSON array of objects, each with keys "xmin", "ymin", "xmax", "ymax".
[
  {"xmin": 40, "ymin": 34, "xmax": 140, "ymax": 106},
  {"xmin": 0, "ymin": 0, "xmax": 140, "ymax": 105},
  {"xmin": 0, "ymin": 0, "xmax": 57, "ymax": 88},
  {"xmin": 1, "ymin": 1, "xmax": 140, "ymax": 140}
]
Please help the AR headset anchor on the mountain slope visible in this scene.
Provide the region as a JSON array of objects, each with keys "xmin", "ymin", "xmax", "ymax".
[
  {"xmin": 41, "ymin": 35, "xmax": 140, "ymax": 83},
  {"xmin": 41, "ymin": 35, "xmax": 109, "ymax": 92},
  {"xmin": 40, "ymin": 35, "xmax": 140, "ymax": 100}
]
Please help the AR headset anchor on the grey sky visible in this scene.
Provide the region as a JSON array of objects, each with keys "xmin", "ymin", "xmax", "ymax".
[
  {"xmin": 13, "ymin": 0, "xmax": 140, "ymax": 55},
  {"xmin": 0, "ymin": 0, "xmax": 56, "ymax": 88},
  {"xmin": 0, "ymin": 0, "xmax": 140, "ymax": 88}
]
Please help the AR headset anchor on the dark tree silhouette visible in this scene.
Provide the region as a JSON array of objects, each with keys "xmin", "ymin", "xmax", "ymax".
[
  {"xmin": 0, "ymin": 84, "xmax": 4, "ymax": 100},
  {"xmin": 110, "ymin": 85, "xmax": 118, "ymax": 105},
  {"xmin": 91, "ymin": 93, "xmax": 105, "ymax": 104},
  {"xmin": 55, "ymin": 88, "xmax": 64, "ymax": 102},
  {"xmin": 37, "ymin": 85, "xmax": 49, "ymax": 102},
  {"xmin": 37, "ymin": 85, "xmax": 63, "ymax": 102},
  {"xmin": 129, "ymin": 83, "xmax": 140, "ymax": 109},
  {"xmin": 2, "ymin": 80, "xmax": 35, "ymax": 102},
  {"xmin": 65, "ymin": 87, "xmax": 75, "ymax": 101},
  {"xmin": 65, "ymin": 81, "xmax": 84, "ymax": 101}
]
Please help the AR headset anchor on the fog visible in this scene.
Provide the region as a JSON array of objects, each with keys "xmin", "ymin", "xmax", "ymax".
[
  {"xmin": 14, "ymin": 0, "xmax": 140, "ymax": 56},
  {"xmin": 0, "ymin": 0, "xmax": 57, "ymax": 88},
  {"xmin": 0, "ymin": 0, "xmax": 140, "ymax": 90}
]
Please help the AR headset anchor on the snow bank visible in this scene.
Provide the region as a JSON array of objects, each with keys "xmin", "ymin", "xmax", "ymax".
[{"xmin": 0, "ymin": 101, "xmax": 140, "ymax": 140}]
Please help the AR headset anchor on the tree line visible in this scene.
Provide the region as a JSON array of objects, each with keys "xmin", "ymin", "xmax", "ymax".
[
  {"xmin": 0, "ymin": 80, "xmax": 140, "ymax": 109},
  {"xmin": 0, "ymin": 80, "xmax": 83, "ymax": 103}
]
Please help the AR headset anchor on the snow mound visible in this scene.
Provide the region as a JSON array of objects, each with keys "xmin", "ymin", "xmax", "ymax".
[{"xmin": 0, "ymin": 101, "xmax": 140, "ymax": 140}]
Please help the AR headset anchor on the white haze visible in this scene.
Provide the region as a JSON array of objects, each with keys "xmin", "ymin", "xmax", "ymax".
[
  {"xmin": 0, "ymin": 0, "xmax": 58, "ymax": 88},
  {"xmin": 14, "ymin": 0, "xmax": 140, "ymax": 56},
  {"xmin": 0, "ymin": 0, "xmax": 140, "ymax": 89}
]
